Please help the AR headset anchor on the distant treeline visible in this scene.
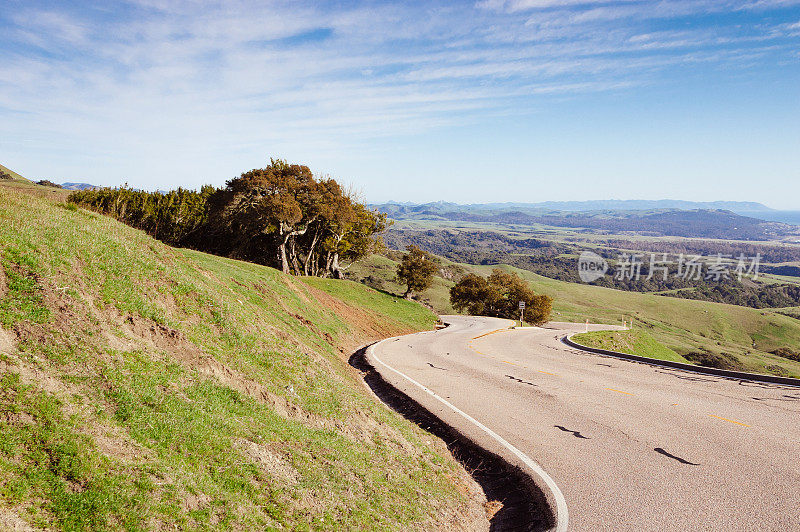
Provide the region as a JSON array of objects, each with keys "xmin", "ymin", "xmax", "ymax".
[
  {"xmin": 663, "ymin": 283, "xmax": 800, "ymax": 308},
  {"xmin": 384, "ymin": 228, "xmax": 800, "ymax": 309},
  {"xmin": 68, "ymin": 160, "xmax": 386, "ymax": 278},
  {"xmin": 605, "ymin": 239, "xmax": 800, "ymax": 264},
  {"xmin": 385, "ymin": 207, "xmax": 790, "ymax": 240}
]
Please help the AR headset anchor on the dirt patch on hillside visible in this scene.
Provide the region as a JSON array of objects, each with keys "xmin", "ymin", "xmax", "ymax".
[
  {"xmin": 283, "ymin": 277, "xmax": 313, "ymax": 304},
  {"xmin": 0, "ymin": 328, "xmax": 15, "ymax": 355},
  {"xmin": 0, "ymin": 264, "xmax": 7, "ymax": 299},
  {"xmin": 304, "ymin": 284, "xmax": 414, "ymax": 355},
  {"xmin": 0, "ymin": 507, "xmax": 38, "ymax": 532},
  {"xmin": 234, "ymin": 438, "xmax": 300, "ymax": 484},
  {"xmin": 117, "ymin": 313, "xmax": 205, "ymax": 360}
]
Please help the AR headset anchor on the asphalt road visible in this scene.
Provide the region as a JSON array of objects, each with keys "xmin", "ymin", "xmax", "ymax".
[{"xmin": 369, "ymin": 316, "xmax": 800, "ymax": 531}]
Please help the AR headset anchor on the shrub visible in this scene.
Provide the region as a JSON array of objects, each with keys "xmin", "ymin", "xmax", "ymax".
[{"xmin": 450, "ymin": 268, "xmax": 552, "ymax": 325}]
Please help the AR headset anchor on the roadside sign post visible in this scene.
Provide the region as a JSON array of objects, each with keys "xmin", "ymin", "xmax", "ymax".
[{"xmin": 518, "ymin": 300, "xmax": 525, "ymax": 328}]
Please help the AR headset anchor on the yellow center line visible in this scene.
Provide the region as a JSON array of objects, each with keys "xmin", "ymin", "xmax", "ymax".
[
  {"xmin": 468, "ymin": 337, "xmax": 539, "ymax": 370},
  {"xmin": 471, "ymin": 328, "xmax": 509, "ymax": 340},
  {"xmin": 538, "ymin": 370, "xmax": 557, "ymax": 376},
  {"xmin": 708, "ymin": 414, "xmax": 750, "ymax": 427},
  {"xmin": 468, "ymin": 344, "xmax": 492, "ymax": 357},
  {"xmin": 605, "ymin": 387, "xmax": 634, "ymax": 396}
]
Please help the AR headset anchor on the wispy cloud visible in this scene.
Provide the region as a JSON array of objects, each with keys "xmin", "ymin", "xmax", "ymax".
[{"xmin": 0, "ymin": 0, "xmax": 798, "ymax": 189}]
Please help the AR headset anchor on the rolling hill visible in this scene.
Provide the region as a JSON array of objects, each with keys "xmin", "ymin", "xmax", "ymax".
[
  {"xmin": 0, "ymin": 163, "xmax": 29, "ymax": 182},
  {"xmin": 372, "ymin": 202, "xmax": 794, "ymax": 240},
  {"xmin": 0, "ymin": 181, "xmax": 488, "ymax": 530},
  {"xmin": 347, "ymin": 253, "xmax": 800, "ymax": 378}
]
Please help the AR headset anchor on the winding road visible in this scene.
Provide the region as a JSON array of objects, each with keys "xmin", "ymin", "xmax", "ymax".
[{"xmin": 368, "ymin": 316, "xmax": 800, "ymax": 531}]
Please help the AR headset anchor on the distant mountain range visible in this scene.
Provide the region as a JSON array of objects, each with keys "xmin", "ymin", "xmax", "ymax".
[
  {"xmin": 61, "ymin": 182, "xmax": 101, "ymax": 190},
  {"xmin": 370, "ymin": 201, "xmax": 800, "ymax": 240},
  {"xmin": 372, "ymin": 200, "xmax": 800, "ymax": 227},
  {"xmin": 490, "ymin": 199, "xmax": 776, "ymax": 213},
  {"xmin": 374, "ymin": 199, "xmax": 775, "ymax": 215}
]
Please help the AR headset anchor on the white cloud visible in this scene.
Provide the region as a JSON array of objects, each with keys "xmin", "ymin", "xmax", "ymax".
[
  {"xmin": 0, "ymin": 0, "xmax": 798, "ymax": 188},
  {"xmin": 477, "ymin": 0, "xmax": 639, "ymax": 13}
]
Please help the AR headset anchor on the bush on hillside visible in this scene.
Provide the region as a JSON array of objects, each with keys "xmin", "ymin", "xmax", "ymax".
[
  {"xmin": 683, "ymin": 351, "xmax": 745, "ymax": 370},
  {"xmin": 68, "ymin": 159, "xmax": 386, "ymax": 278},
  {"xmin": 772, "ymin": 347, "xmax": 800, "ymax": 362},
  {"xmin": 450, "ymin": 268, "xmax": 552, "ymax": 325}
]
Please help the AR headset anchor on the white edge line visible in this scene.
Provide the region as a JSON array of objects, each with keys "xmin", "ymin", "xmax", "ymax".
[{"xmin": 368, "ymin": 339, "xmax": 569, "ymax": 532}]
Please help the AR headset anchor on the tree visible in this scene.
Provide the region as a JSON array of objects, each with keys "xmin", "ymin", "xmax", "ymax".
[
  {"xmin": 206, "ymin": 159, "xmax": 321, "ymax": 274},
  {"xmin": 69, "ymin": 158, "xmax": 386, "ymax": 278},
  {"xmin": 290, "ymin": 180, "xmax": 386, "ymax": 278},
  {"xmin": 330, "ymin": 202, "xmax": 387, "ymax": 278},
  {"xmin": 450, "ymin": 268, "xmax": 552, "ymax": 325},
  {"xmin": 396, "ymin": 245, "xmax": 438, "ymax": 298},
  {"xmin": 448, "ymin": 274, "xmax": 498, "ymax": 315}
]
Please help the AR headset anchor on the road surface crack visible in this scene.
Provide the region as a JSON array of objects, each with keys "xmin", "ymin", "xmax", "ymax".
[
  {"xmin": 554, "ymin": 425, "xmax": 589, "ymax": 439},
  {"xmin": 506, "ymin": 374, "xmax": 536, "ymax": 386},
  {"xmin": 654, "ymin": 447, "xmax": 699, "ymax": 465}
]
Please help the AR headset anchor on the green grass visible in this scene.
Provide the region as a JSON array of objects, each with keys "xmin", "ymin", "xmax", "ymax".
[
  {"xmin": 479, "ymin": 264, "xmax": 800, "ymax": 378},
  {"xmin": 0, "ymin": 249, "xmax": 51, "ymax": 327},
  {"xmin": 348, "ymin": 254, "xmax": 800, "ymax": 378},
  {"xmin": 571, "ymin": 329, "xmax": 688, "ymax": 363},
  {"xmin": 0, "ymin": 182, "xmax": 471, "ymax": 530},
  {"xmin": 0, "ymin": 163, "xmax": 30, "ymax": 182},
  {"xmin": 302, "ymin": 276, "xmax": 437, "ymax": 332},
  {"xmin": 345, "ymin": 253, "xmax": 458, "ymax": 314}
]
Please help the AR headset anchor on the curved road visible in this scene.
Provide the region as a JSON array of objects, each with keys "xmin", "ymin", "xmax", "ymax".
[{"xmin": 369, "ymin": 316, "xmax": 800, "ymax": 531}]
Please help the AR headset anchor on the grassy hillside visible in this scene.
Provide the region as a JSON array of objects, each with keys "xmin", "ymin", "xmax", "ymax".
[
  {"xmin": 502, "ymin": 265, "xmax": 800, "ymax": 377},
  {"xmin": 348, "ymin": 254, "xmax": 800, "ymax": 378},
  {"xmin": 0, "ymin": 163, "xmax": 29, "ymax": 182},
  {"xmin": 346, "ymin": 253, "xmax": 458, "ymax": 314},
  {"xmin": 571, "ymin": 330, "xmax": 688, "ymax": 363},
  {"xmin": 0, "ymin": 183, "xmax": 488, "ymax": 530}
]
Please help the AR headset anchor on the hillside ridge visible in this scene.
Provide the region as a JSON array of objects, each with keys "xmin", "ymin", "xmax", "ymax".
[{"xmin": 0, "ymin": 182, "xmax": 489, "ymax": 530}]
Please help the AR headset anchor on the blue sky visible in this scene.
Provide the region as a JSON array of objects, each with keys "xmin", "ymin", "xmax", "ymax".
[{"xmin": 1, "ymin": 0, "xmax": 799, "ymax": 208}]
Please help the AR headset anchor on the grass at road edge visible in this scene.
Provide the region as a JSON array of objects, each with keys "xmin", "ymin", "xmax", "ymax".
[{"xmin": 571, "ymin": 329, "xmax": 689, "ymax": 364}]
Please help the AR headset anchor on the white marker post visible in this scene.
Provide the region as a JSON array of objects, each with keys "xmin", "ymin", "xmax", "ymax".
[
  {"xmin": 585, "ymin": 319, "xmax": 589, "ymax": 333},
  {"xmin": 519, "ymin": 300, "xmax": 525, "ymax": 328}
]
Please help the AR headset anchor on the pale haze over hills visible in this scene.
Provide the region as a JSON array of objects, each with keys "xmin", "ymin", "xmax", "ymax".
[{"xmin": 373, "ymin": 200, "xmax": 800, "ymax": 226}]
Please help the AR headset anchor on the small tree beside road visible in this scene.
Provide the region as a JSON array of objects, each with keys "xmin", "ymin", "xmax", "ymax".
[
  {"xmin": 396, "ymin": 245, "xmax": 438, "ymax": 299},
  {"xmin": 450, "ymin": 268, "xmax": 552, "ymax": 325}
]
